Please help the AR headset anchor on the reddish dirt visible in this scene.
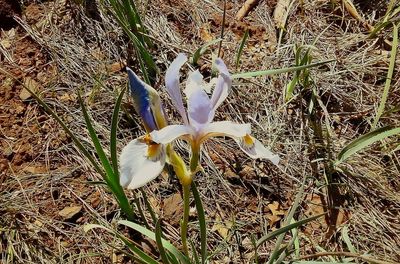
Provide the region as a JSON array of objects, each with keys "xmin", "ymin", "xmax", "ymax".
[{"xmin": 0, "ymin": 6, "xmax": 67, "ymax": 179}]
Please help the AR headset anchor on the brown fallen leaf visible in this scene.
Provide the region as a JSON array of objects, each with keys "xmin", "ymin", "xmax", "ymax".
[
  {"xmin": 303, "ymin": 194, "xmax": 327, "ymax": 235},
  {"xmin": 199, "ymin": 23, "xmax": 214, "ymax": 42},
  {"xmin": 58, "ymin": 205, "xmax": 82, "ymax": 220},
  {"xmin": 23, "ymin": 165, "xmax": 47, "ymax": 174},
  {"xmin": 163, "ymin": 193, "xmax": 183, "ymax": 226},
  {"xmin": 0, "ymin": 38, "xmax": 11, "ymax": 49},
  {"xmin": 20, "ymin": 77, "xmax": 39, "ymax": 100},
  {"xmin": 266, "ymin": 201, "xmax": 286, "ymax": 227},
  {"xmin": 273, "ymin": 0, "xmax": 291, "ymax": 29},
  {"xmin": 235, "ymin": 0, "xmax": 260, "ymax": 21},
  {"xmin": 211, "ymin": 215, "xmax": 232, "ymax": 239},
  {"xmin": 107, "ymin": 61, "xmax": 126, "ymax": 73}
]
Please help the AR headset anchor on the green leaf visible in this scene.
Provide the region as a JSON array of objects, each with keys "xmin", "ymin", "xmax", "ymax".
[
  {"xmin": 119, "ymin": 220, "xmax": 190, "ymax": 264},
  {"xmin": 291, "ymin": 218, "xmax": 300, "ymax": 258},
  {"xmin": 285, "ymin": 75, "xmax": 299, "ymax": 102},
  {"xmin": 155, "ymin": 219, "xmax": 170, "ymax": 264},
  {"xmin": 268, "ymin": 180, "xmax": 306, "ymax": 263},
  {"xmin": 371, "ymin": 23, "xmax": 398, "ymax": 129},
  {"xmin": 232, "ymin": 59, "xmax": 334, "ymax": 79},
  {"xmin": 85, "ymin": 180, "xmax": 107, "ymax": 186},
  {"xmin": 341, "ymin": 226, "xmax": 356, "ymax": 253},
  {"xmin": 191, "ymin": 182, "xmax": 207, "ymax": 264},
  {"xmin": 110, "ymin": 88, "xmax": 126, "ymax": 183},
  {"xmin": 291, "ymin": 261, "xmax": 353, "ymax": 264},
  {"xmin": 191, "ymin": 38, "xmax": 222, "ymax": 65},
  {"xmin": 84, "ymin": 224, "xmax": 158, "ymax": 264},
  {"xmin": 336, "ymin": 126, "xmax": 400, "ymax": 164},
  {"xmin": 190, "ymin": 240, "xmax": 200, "ymax": 264},
  {"xmin": 78, "ymin": 92, "xmax": 135, "ymax": 221},
  {"xmin": 235, "ymin": 29, "xmax": 249, "ymax": 68},
  {"xmin": 78, "ymin": 92, "xmax": 115, "ymax": 180},
  {"xmin": 256, "ymin": 213, "xmax": 325, "ymax": 248}
]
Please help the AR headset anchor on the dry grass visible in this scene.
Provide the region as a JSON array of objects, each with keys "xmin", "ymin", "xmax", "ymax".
[{"xmin": 1, "ymin": 0, "xmax": 399, "ymax": 263}]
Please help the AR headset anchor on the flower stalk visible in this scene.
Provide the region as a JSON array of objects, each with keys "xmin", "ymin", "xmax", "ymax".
[{"xmin": 180, "ymin": 183, "xmax": 191, "ymax": 256}]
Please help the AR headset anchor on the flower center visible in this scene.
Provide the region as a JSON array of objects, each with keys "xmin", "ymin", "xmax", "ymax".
[
  {"xmin": 147, "ymin": 143, "xmax": 162, "ymax": 160},
  {"xmin": 243, "ymin": 134, "xmax": 254, "ymax": 147},
  {"xmin": 142, "ymin": 134, "xmax": 163, "ymax": 161}
]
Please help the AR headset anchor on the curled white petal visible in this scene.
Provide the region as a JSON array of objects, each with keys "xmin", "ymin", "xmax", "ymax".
[
  {"xmin": 120, "ymin": 138, "xmax": 166, "ymax": 189},
  {"xmin": 165, "ymin": 53, "xmax": 188, "ymax": 124},
  {"xmin": 184, "ymin": 70, "xmax": 205, "ymax": 98},
  {"xmin": 236, "ymin": 136, "xmax": 280, "ymax": 165},
  {"xmin": 210, "ymin": 58, "xmax": 232, "ymax": 110},
  {"xmin": 202, "ymin": 121, "xmax": 251, "ymax": 139},
  {"xmin": 150, "ymin": 125, "xmax": 193, "ymax": 144}
]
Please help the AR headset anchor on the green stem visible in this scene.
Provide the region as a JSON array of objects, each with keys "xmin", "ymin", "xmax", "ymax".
[
  {"xmin": 190, "ymin": 143, "xmax": 200, "ymax": 172},
  {"xmin": 181, "ymin": 183, "xmax": 191, "ymax": 257}
]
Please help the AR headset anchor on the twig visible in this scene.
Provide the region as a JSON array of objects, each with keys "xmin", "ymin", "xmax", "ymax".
[{"xmin": 235, "ymin": 0, "xmax": 261, "ymax": 21}]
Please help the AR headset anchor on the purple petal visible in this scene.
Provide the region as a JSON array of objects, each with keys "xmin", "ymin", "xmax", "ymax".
[
  {"xmin": 165, "ymin": 54, "xmax": 189, "ymax": 124},
  {"xmin": 127, "ymin": 67, "xmax": 157, "ymax": 132},
  {"xmin": 188, "ymin": 89, "xmax": 214, "ymax": 127}
]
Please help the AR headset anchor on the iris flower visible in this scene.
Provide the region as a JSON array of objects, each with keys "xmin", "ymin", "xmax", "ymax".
[{"xmin": 120, "ymin": 54, "xmax": 279, "ymax": 189}]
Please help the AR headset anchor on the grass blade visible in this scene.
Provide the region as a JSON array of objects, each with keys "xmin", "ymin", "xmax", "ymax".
[
  {"xmin": 217, "ymin": 0, "xmax": 227, "ymax": 58},
  {"xmin": 190, "ymin": 240, "xmax": 200, "ymax": 264},
  {"xmin": 232, "ymin": 59, "xmax": 334, "ymax": 79},
  {"xmin": 291, "ymin": 260, "xmax": 346, "ymax": 264},
  {"xmin": 268, "ymin": 180, "xmax": 305, "ymax": 263},
  {"xmin": 336, "ymin": 126, "xmax": 400, "ymax": 164},
  {"xmin": 119, "ymin": 220, "xmax": 190, "ymax": 264},
  {"xmin": 235, "ymin": 29, "xmax": 249, "ymax": 68},
  {"xmin": 341, "ymin": 226, "xmax": 356, "ymax": 253},
  {"xmin": 192, "ymin": 38, "xmax": 222, "ymax": 65},
  {"xmin": 191, "ymin": 182, "xmax": 207, "ymax": 264},
  {"xmin": 256, "ymin": 213, "xmax": 325, "ymax": 249},
  {"xmin": 371, "ymin": 23, "xmax": 398, "ymax": 129},
  {"xmin": 84, "ymin": 224, "xmax": 158, "ymax": 264}
]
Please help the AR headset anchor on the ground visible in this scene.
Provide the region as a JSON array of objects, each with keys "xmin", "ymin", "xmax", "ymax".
[{"xmin": 0, "ymin": 0, "xmax": 399, "ymax": 263}]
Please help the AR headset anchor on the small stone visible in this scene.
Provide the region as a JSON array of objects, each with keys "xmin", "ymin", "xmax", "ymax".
[{"xmin": 58, "ymin": 205, "xmax": 82, "ymax": 220}]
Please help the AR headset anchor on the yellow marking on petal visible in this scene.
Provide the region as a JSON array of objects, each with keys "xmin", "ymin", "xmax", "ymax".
[
  {"xmin": 143, "ymin": 133, "xmax": 153, "ymax": 144},
  {"xmin": 147, "ymin": 143, "xmax": 161, "ymax": 159},
  {"xmin": 243, "ymin": 134, "xmax": 254, "ymax": 146}
]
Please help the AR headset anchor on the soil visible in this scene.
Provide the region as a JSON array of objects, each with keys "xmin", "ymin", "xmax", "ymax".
[
  {"xmin": 1, "ymin": 0, "xmax": 400, "ymax": 263},
  {"xmin": 0, "ymin": 0, "xmax": 22, "ymax": 30}
]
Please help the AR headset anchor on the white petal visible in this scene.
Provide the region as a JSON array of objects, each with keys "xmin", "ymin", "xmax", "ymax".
[
  {"xmin": 202, "ymin": 121, "xmax": 251, "ymax": 139},
  {"xmin": 165, "ymin": 53, "xmax": 188, "ymax": 124},
  {"xmin": 236, "ymin": 136, "xmax": 280, "ymax": 165},
  {"xmin": 210, "ymin": 58, "xmax": 232, "ymax": 110},
  {"xmin": 120, "ymin": 138, "xmax": 166, "ymax": 189},
  {"xmin": 150, "ymin": 125, "xmax": 193, "ymax": 144},
  {"xmin": 184, "ymin": 70, "xmax": 205, "ymax": 98}
]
